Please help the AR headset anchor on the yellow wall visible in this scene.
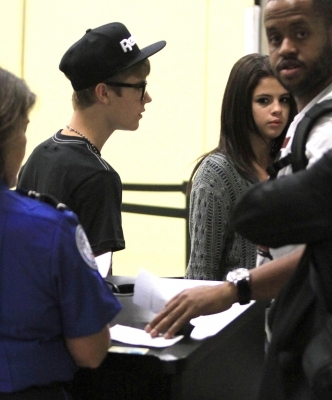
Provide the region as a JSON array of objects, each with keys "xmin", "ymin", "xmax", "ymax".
[
  {"xmin": 0, "ymin": 0, "xmax": 24, "ymax": 75},
  {"xmin": 1, "ymin": 0, "xmax": 254, "ymax": 277}
]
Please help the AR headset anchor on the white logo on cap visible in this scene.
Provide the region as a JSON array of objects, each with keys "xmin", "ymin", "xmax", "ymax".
[{"xmin": 120, "ymin": 35, "xmax": 136, "ymax": 53}]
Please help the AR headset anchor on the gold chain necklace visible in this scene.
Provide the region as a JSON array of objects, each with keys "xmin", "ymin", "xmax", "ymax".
[{"xmin": 66, "ymin": 125, "xmax": 100, "ymax": 155}]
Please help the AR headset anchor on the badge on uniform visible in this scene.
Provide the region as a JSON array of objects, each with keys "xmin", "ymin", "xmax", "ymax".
[{"xmin": 75, "ymin": 225, "xmax": 98, "ymax": 270}]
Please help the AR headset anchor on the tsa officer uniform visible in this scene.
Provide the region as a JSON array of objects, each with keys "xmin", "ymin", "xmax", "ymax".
[{"xmin": 0, "ymin": 178, "xmax": 121, "ymax": 396}]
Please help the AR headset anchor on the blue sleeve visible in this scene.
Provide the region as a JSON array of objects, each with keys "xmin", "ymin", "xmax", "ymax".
[{"xmin": 51, "ymin": 212, "xmax": 121, "ymax": 338}]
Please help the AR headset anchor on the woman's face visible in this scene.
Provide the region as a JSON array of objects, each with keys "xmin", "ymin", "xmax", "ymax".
[
  {"xmin": 2, "ymin": 119, "xmax": 28, "ymax": 188},
  {"xmin": 252, "ymin": 77, "xmax": 291, "ymax": 142}
]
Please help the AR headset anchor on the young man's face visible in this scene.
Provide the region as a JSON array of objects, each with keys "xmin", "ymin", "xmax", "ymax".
[
  {"xmin": 107, "ymin": 74, "xmax": 152, "ymax": 131},
  {"xmin": 264, "ymin": 0, "xmax": 332, "ymax": 107}
]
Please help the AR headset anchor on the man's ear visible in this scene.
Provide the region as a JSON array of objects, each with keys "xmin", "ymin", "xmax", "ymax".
[{"xmin": 94, "ymin": 83, "xmax": 111, "ymax": 104}]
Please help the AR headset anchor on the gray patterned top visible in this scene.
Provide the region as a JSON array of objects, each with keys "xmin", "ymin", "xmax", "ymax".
[{"xmin": 185, "ymin": 152, "xmax": 257, "ymax": 280}]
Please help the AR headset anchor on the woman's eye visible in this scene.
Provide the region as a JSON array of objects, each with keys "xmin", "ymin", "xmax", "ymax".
[{"xmin": 256, "ymin": 98, "xmax": 269, "ymax": 104}]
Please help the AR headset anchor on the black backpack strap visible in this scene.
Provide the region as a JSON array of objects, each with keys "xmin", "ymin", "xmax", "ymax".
[
  {"xmin": 291, "ymin": 99, "xmax": 332, "ymax": 173},
  {"xmin": 267, "ymin": 99, "xmax": 332, "ymax": 179},
  {"xmin": 267, "ymin": 153, "xmax": 293, "ymax": 179}
]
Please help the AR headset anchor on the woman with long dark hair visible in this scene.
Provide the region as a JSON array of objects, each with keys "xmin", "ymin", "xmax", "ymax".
[{"xmin": 186, "ymin": 53, "xmax": 297, "ymax": 280}]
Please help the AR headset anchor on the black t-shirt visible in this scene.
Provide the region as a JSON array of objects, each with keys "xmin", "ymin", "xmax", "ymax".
[{"xmin": 18, "ymin": 130, "xmax": 125, "ymax": 254}]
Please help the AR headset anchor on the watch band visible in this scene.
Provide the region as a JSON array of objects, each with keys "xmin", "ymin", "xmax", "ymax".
[
  {"xmin": 236, "ymin": 276, "xmax": 251, "ymax": 305},
  {"xmin": 226, "ymin": 268, "xmax": 251, "ymax": 305}
]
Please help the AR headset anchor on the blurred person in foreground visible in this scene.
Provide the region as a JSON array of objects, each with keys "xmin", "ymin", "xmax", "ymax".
[{"xmin": 0, "ymin": 67, "xmax": 121, "ymax": 399}]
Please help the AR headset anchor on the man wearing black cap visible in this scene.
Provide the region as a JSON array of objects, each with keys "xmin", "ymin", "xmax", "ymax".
[{"xmin": 18, "ymin": 23, "xmax": 166, "ymax": 276}]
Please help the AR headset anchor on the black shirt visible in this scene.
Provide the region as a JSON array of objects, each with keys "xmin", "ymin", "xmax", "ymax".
[{"xmin": 18, "ymin": 130, "xmax": 125, "ymax": 254}]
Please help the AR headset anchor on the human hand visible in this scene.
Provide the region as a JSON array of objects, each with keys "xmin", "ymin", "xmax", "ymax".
[{"xmin": 145, "ymin": 282, "xmax": 237, "ymax": 339}]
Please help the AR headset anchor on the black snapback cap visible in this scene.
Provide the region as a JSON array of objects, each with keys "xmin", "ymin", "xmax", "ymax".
[{"xmin": 59, "ymin": 22, "xmax": 166, "ymax": 91}]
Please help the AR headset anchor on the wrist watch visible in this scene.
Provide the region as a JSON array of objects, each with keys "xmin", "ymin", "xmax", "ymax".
[{"xmin": 226, "ymin": 268, "xmax": 251, "ymax": 305}]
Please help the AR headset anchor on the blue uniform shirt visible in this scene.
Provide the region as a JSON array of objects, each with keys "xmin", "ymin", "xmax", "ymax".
[{"xmin": 0, "ymin": 179, "xmax": 121, "ymax": 392}]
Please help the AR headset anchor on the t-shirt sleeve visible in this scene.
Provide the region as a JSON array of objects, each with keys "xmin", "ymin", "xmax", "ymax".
[
  {"xmin": 51, "ymin": 213, "xmax": 122, "ymax": 338},
  {"xmin": 71, "ymin": 170, "xmax": 125, "ymax": 254},
  {"xmin": 231, "ymin": 150, "xmax": 332, "ymax": 248}
]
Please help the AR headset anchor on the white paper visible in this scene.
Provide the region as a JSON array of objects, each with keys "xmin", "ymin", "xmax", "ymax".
[
  {"xmin": 190, "ymin": 302, "xmax": 254, "ymax": 340},
  {"xmin": 133, "ymin": 269, "xmax": 221, "ymax": 314},
  {"xmin": 95, "ymin": 252, "xmax": 112, "ymax": 277},
  {"xmin": 110, "ymin": 324, "xmax": 183, "ymax": 348},
  {"xmin": 133, "ymin": 269, "xmax": 255, "ymax": 340}
]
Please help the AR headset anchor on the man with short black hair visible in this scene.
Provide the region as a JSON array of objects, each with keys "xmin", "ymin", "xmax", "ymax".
[{"xmin": 18, "ymin": 23, "xmax": 166, "ymax": 276}]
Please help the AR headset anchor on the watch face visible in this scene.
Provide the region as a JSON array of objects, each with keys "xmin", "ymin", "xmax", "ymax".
[
  {"xmin": 227, "ymin": 268, "xmax": 249, "ymax": 283},
  {"xmin": 226, "ymin": 268, "xmax": 251, "ymax": 305}
]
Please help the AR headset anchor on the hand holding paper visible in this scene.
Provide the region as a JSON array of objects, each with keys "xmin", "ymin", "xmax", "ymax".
[
  {"xmin": 133, "ymin": 269, "xmax": 221, "ymax": 313},
  {"xmin": 135, "ymin": 270, "xmax": 254, "ymax": 340}
]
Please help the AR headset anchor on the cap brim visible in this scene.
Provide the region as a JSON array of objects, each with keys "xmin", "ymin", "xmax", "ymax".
[
  {"xmin": 140, "ymin": 40, "xmax": 166, "ymax": 60},
  {"xmin": 121, "ymin": 40, "xmax": 166, "ymax": 73}
]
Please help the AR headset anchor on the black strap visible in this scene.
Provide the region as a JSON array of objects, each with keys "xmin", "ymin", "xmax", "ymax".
[
  {"xmin": 267, "ymin": 99, "xmax": 332, "ymax": 179},
  {"xmin": 267, "ymin": 153, "xmax": 293, "ymax": 179},
  {"xmin": 292, "ymin": 99, "xmax": 332, "ymax": 173}
]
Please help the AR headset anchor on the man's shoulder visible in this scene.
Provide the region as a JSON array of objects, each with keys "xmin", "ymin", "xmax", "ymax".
[
  {"xmin": 23, "ymin": 135, "xmax": 59, "ymax": 166},
  {"xmin": 31, "ymin": 134, "xmax": 56, "ymax": 149}
]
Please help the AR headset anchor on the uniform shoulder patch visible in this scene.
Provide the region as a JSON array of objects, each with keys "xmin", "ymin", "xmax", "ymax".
[{"xmin": 75, "ymin": 225, "xmax": 98, "ymax": 270}]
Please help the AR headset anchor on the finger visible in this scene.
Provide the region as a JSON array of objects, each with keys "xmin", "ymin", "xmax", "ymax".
[
  {"xmin": 145, "ymin": 295, "xmax": 184, "ymax": 332},
  {"xmin": 151, "ymin": 307, "xmax": 193, "ymax": 338},
  {"xmin": 145, "ymin": 305, "xmax": 175, "ymax": 333},
  {"xmin": 148, "ymin": 311, "xmax": 180, "ymax": 337},
  {"xmin": 163, "ymin": 314, "xmax": 192, "ymax": 339}
]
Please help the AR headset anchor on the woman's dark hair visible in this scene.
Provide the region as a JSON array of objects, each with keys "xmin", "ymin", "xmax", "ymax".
[
  {"xmin": 188, "ymin": 53, "xmax": 297, "ymax": 188},
  {"xmin": 0, "ymin": 68, "xmax": 36, "ymax": 175}
]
